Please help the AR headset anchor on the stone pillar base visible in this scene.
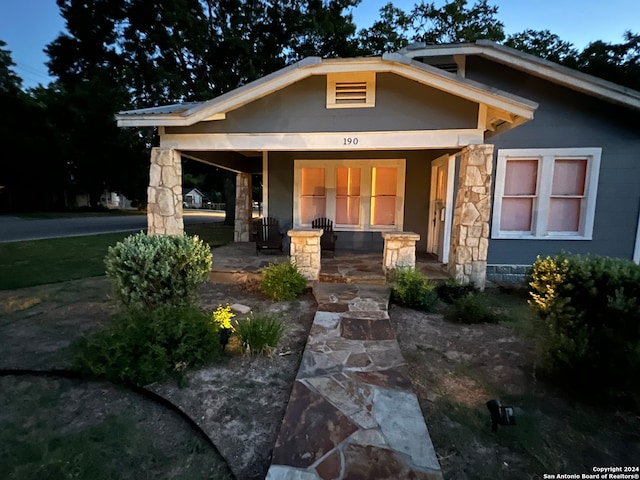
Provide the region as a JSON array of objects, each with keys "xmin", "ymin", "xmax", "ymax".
[
  {"xmin": 288, "ymin": 229, "xmax": 323, "ymax": 281},
  {"xmin": 381, "ymin": 231, "xmax": 420, "ymax": 274}
]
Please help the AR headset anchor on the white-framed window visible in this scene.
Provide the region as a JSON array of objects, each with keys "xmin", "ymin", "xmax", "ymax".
[
  {"xmin": 492, "ymin": 148, "xmax": 601, "ymax": 240},
  {"xmin": 326, "ymin": 72, "xmax": 376, "ymax": 109},
  {"xmin": 294, "ymin": 159, "xmax": 405, "ymax": 231}
]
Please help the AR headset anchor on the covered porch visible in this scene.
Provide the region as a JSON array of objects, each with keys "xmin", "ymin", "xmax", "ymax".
[{"xmin": 209, "ymin": 241, "xmax": 450, "ymax": 285}]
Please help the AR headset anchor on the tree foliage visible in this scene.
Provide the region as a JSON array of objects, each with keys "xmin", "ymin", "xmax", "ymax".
[{"xmin": 505, "ymin": 29, "xmax": 579, "ymax": 65}]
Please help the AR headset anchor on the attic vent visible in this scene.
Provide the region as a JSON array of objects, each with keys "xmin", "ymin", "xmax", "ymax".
[
  {"xmin": 327, "ymin": 72, "xmax": 375, "ymax": 109},
  {"xmin": 335, "ymin": 81, "xmax": 367, "ymax": 104}
]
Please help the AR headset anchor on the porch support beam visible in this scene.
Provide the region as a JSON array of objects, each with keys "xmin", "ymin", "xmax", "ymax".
[
  {"xmin": 234, "ymin": 172, "xmax": 252, "ymax": 242},
  {"xmin": 147, "ymin": 147, "xmax": 184, "ymax": 236},
  {"xmin": 448, "ymin": 144, "xmax": 494, "ymax": 289}
]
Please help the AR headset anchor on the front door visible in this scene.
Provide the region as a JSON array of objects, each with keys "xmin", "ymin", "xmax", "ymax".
[{"xmin": 428, "ymin": 155, "xmax": 455, "ymax": 263}]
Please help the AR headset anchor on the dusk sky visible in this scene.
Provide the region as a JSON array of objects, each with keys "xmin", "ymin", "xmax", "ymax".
[{"xmin": 1, "ymin": 0, "xmax": 638, "ymax": 88}]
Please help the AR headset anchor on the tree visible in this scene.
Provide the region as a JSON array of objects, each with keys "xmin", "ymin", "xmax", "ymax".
[
  {"xmin": 0, "ymin": 40, "xmax": 22, "ymax": 95},
  {"xmin": 576, "ymin": 31, "xmax": 640, "ymax": 91},
  {"xmin": 411, "ymin": 0, "xmax": 504, "ymax": 45},
  {"xmin": 0, "ymin": 42, "xmax": 70, "ymax": 211},
  {"xmin": 505, "ymin": 29, "xmax": 579, "ymax": 66},
  {"xmin": 358, "ymin": 3, "xmax": 412, "ymax": 56}
]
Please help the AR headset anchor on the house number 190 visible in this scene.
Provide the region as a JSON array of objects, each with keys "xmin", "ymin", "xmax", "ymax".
[{"xmin": 343, "ymin": 137, "xmax": 359, "ymax": 146}]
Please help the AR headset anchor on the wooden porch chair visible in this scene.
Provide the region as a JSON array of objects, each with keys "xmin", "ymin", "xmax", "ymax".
[
  {"xmin": 255, "ymin": 217, "xmax": 284, "ymax": 255},
  {"xmin": 311, "ymin": 217, "xmax": 338, "ymax": 257}
]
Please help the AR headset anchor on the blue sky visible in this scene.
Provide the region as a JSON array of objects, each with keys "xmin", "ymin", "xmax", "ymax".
[{"xmin": 1, "ymin": 0, "xmax": 638, "ymax": 88}]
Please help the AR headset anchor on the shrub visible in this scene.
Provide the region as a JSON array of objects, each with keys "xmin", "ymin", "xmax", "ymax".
[
  {"xmin": 234, "ymin": 313, "xmax": 284, "ymax": 356},
  {"xmin": 436, "ymin": 278, "xmax": 477, "ymax": 304},
  {"xmin": 74, "ymin": 305, "xmax": 222, "ymax": 386},
  {"xmin": 104, "ymin": 232, "xmax": 212, "ymax": 310},
  {"xmin": 211, "ymin": 304, "xmax": 235, "ymax": 330},
  {"xmin": 389, "ymin": 267, "xmax": 438, "ymax": 312},
  {"xmin": 530, "ymin": 253, "xmax": 640, "ymax": 395},
  {"xmin": 212, "ymin": 304, "xmax": 236, "ymax": 351},
  {"xmin": 260, "ymin": 261, "xmax": 307, "ymax": 301},
  {"xmin": 446, "ymin": 292, "xmax": 499, "ymax": 324}
]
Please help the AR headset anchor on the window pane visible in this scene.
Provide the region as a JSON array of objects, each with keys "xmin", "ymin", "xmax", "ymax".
[
  {"xmin": 301, "ymin": 197, "xmax": 325, "ymax": 224},
  {"xmin": 371, "ymin": 197, "xmax": 396, "ymax": 225},
  {"xmin": 552, "ymin": 160, "xmax": 587, "ymax": 196},
  {"xmin": 504, "ymin": 160, "xmax": 537, "ymax": 195},
  {"xmin": 336, "ymin": 167, "xmax": 361, "ymax": 196},
  {"xmin": 301, "ymin": 168, "xmax": 325, "ymax": 196},
  {"xmin": 548, "ymin": 198, "xmax": 581, "ymax": 232},
  {"xmin": 501, "ymin": 198, "xmax": 533, "ymax": 231},
  {"xmin": 336, "ymin": 197, "xmax": 360, "ymax": 224},
  {"xmin": 372, "ymin": 167, "xmax": 397, "ymax": 196}
]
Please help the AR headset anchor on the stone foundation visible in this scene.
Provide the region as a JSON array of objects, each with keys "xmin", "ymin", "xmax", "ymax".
[
  {"xmin": 234, "ymin": 172, "xmax": 252, "ymax": 242},
  {"xmin": 381, "ymin": 232, "xmax": 420, "ymax": 274},
  {"xmin": 147, "ymin": 147, "xmax": 184, "ymax": 235},
  {"xmin": 448, "ymin": 144, "xmax": 493, "ymax": 289},
  {"xmin": 288, "ymin": 229, "xmax": 323, "ymax": 280},
  {"xmin": 486, "ymin": 264, "xmax": 531, "ymax": 284}
]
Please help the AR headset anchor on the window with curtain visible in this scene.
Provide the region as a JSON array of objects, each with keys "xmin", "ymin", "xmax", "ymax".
[
  {"xmin": 336, "ymin": 167, "xmax": 361, "ymax": 225},
  {"xmin": 492, "ymin": 148, "xmax": 601, "ymax": 240},
  {"xmin": 294, "ymin": 160, "xmax": 405, "ymax": 230},
  {"xmin": 300, "ymin": 167, "xmax": 325, "ymax": 224}
]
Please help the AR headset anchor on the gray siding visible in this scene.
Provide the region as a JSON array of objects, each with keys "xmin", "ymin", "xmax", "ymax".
[
  {"xmin": 167, "ymin": 73, "xmax": 478, "ymax": 135},
  {"xmin": 267, "ymin": 150, "xmax": 443, "ymax": 252},
  {"xmin": 465, "ymin": 57, "xmax": 640, "ymax": 265}
]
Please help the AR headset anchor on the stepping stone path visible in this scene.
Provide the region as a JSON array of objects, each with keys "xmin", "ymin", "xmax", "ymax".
[{"xmin": 267, "ymin": 283, "xmax": 443, "ymax": 480}]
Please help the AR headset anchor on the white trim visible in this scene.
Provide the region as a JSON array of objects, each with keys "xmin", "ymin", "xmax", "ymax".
[
  {"xmin": 492, "ymin": 147, "xmax": 602, "ymax": 240},
  {"xmin": 633, "ymin": 203, "xmax": 640, "ymax": 264},
  {"xmin": 427, "ymin": 154, "xmax": 453, "ymax": 261},
  {"xmin": 159, "ymin": 129, "xmax": 484, "ymax": 151},
  {"xmin": 293, "ymin": 159, "xmax": 406, "ymax": 231},
  {"xmin": 443, "ymin": 155, "xmax": 455, "ymax": 264},
  {"xmin": 262, "ymin": 151, "xmax": 269, "ymax": 218}
]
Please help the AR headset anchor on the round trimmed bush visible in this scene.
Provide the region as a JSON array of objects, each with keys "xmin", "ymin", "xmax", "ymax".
[{"xmin": 104, "ymin": 232, "xmax": 212, "ymax": 310}]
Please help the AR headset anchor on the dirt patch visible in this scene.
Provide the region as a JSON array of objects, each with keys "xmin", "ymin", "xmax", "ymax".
[{"xmin": 389, "ymin": 299, "xmax": 640, "ymax": 480}]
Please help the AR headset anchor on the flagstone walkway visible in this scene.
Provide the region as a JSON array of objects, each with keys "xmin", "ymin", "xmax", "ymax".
[{"xmin": 266, "ymin": 282, "xmax": 443, "ymax": 480}]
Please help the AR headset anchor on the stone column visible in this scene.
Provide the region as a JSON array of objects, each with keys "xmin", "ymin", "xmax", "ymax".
[
  {"xmin": 147, "ymin": 147, "xmax": 184, "ymax": 236},
  {"xmin": 234, "ymin": 172, "xmax": 252, "ymax": 242},
  {"xmin": 287, "ymin": 229, "xmax": 323, "ymax": 281},
  {"xmin": 381, "ymin": 231, "xmax": 420, "ymax": 274},
  {"xmin": 448, "ymin": 144, "xmax": 494, "ymax": 289}
]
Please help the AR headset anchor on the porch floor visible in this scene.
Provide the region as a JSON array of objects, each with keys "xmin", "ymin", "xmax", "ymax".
[{"xmin": 209, "ymin": 242, "xmax": 450, "ymax": 284}]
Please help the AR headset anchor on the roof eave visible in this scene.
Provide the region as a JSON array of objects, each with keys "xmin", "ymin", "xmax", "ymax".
[{"xmin": 401, "ymin": 41, "xmax": 640, "ymax": 112}]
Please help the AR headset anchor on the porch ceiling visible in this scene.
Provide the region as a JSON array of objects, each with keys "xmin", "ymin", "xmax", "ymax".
[{"xmin": 182, "ymin": 151, "xmax": 262, "ymax": 174}]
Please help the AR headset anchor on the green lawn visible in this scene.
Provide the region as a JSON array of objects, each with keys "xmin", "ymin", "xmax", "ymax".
[{"xmin": 0, "ymin": 224, "xmax": 234, "ymax": 290}]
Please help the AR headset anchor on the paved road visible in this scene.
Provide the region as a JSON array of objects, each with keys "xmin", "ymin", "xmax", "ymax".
[{"xmin": 0, "ymin": 211, "xmax": 225, "ymax": 243}]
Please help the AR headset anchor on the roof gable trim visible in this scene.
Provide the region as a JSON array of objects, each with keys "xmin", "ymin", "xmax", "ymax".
[{"xmin": 116, "ymin": 54, "xmax": 537, "ymax": 128}]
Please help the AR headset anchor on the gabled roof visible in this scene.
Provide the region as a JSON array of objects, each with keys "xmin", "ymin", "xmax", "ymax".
[
  {"xmin": 182, "ymin": 187, "xmax": 204, "ymax": 197},
  {"xmin": 116, "ymin": 53, "xmax": 537, "ymax": 128},
  {"xmin": 400, "ymin": 40, "xmax": 640, "ymax": 112}
]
